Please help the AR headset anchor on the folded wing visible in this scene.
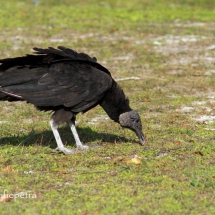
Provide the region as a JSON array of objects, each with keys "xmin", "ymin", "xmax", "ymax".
[{"xmin": 0, "ymin": 61, "xmax": 112, "ymax": 112}]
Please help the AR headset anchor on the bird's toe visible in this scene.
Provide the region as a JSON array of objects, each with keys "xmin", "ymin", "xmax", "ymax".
[
  {"xmin": 51, "ymin": 147, "xmax": 76, "ymax": 155},
  {"xmin": 63, "ymin": 148, "xmax": 77, "ymax": 155},
  {"xmin": 77, "ymin": 145, "xmax": 89, "ymax": 151}
]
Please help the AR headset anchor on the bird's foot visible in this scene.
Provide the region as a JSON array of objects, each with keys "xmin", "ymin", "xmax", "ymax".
[
  {"xmin": 77, "ymin": 144, "xmax": 89, "ymax": 151},
  {"xmin": 51, "ymin": 147, "xmax": 77, "ymax": 155},
  {"xmin": 52, "ymin": 145, "xmax": 89, "ymax": 155}
]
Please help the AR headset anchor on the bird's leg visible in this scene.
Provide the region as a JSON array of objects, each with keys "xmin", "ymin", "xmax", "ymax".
[
  {"xmin": 50, "ymin": 119, "xmax": 76, "ymax": 155},
  {"xmin": 67, "ymin": 120, "xmax": 89, "ymax": 150}
]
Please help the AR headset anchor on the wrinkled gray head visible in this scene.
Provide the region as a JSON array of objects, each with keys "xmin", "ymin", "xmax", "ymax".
[{"xmin": 119, "ymin": 110, "xmax": 144, "ymax": 145}]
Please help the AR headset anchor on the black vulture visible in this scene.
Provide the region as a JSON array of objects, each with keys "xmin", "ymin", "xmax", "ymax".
[{"xmin": 0, "ymin": 46, "xmax": 144, "ymax": 154}]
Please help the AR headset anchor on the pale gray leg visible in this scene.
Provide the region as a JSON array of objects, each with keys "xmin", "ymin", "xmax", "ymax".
[
  {"xmin": 50, "ymin": 119, "xmax": 75, "ymax": 155},
  {"xmin": 67, "ymin": 120, "xmax": 89, "ymax": 150}
]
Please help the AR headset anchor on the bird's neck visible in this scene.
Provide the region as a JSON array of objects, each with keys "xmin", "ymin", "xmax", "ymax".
[{"xmin": 100, "ymin": 80, "xmax": 132, "ymax": 123}]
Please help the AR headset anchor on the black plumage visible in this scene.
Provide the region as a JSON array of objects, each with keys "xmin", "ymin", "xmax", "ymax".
[{"xmin": 0, "ymin": 46, "xmax": 144, "ymax": 154}]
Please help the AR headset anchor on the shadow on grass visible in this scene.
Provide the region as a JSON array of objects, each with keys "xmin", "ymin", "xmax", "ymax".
[{"xmin": 0, "ymin": 126, "xmax": 131, "ymax": 149}]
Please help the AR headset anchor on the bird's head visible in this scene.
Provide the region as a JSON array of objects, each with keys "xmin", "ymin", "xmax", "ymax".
[{"xmin": 119, "ymin": 110, "xmax": 144, "ymax": 145}]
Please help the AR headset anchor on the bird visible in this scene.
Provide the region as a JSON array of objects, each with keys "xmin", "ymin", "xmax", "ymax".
[{"xmin": 0, "ymin": 46, "xmax": 144, "ymax": 154}]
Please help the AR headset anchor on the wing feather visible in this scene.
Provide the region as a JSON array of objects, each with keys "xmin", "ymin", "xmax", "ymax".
[{"xmin": 1, "ymin": 61, "xmax": 112, "ymax": 111}]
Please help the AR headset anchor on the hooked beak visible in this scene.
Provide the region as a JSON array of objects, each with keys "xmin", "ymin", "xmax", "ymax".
[{"xmin": 135, "ymin": 129, "xmax": 145, "ymax": 145}]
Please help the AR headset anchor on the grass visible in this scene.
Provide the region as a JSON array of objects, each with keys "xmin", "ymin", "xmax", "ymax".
[{"xmin": 1, "ymin": 0, "xmax": 215, "ymax": 214}]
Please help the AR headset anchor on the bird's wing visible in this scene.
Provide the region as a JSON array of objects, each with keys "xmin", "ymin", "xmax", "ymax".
[
  {"xmin": 0, "ymin": 46, "xmax": 110, "ymax": 75},
  {"xmin": 33, "ymin": 46, "xmax": 111, "ymax": 75},
  {"xmin": 33, "ymin": 46, "xmax": 97, "ymax": 62},
  {"xmin": 0, "ymin": 62, "xmax": 112, "ymax": 112}
]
